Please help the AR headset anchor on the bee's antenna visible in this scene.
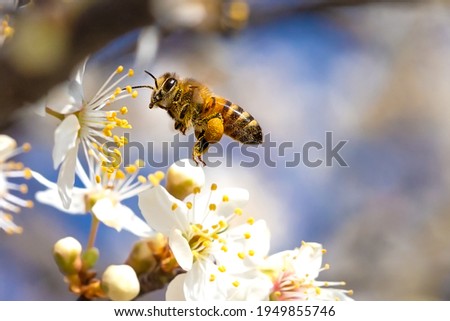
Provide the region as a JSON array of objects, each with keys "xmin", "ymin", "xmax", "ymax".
[
  {"xmin": 144, "ymin": 70, "xmax": 159, "ymax": 89},
  {"xmin": 130, "ymin": 85, "xmax": 154, "ymax": 90},
  {"xmin": 129, "ymin": 71, "xmax": 159, "ymax": 91}
]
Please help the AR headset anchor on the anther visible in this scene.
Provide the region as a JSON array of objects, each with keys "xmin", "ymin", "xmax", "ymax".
[
  {"xmin": 22, "ymin": 143, "xmax": 31, "ymax": 152},
  {"xmin": 23, "ymin": 168, "xmax": 32, "ymax": 179}
]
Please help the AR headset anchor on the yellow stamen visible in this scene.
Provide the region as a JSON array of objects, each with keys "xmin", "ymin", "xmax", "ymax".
[
  {"xmin": 193, "ymin": 187, "xmax": 201, "ymax": 194},
  {"xmin": 23, "ymin": 168, "xmax": 32, "ymax": 179},
  {"xmin": 243, "ymin": 232, "xmax": 251, "ymax": 239},
  {"xmin": 234, "ymin": 208, "xmax": 243, "ymax": 216},
  {"xmin": 114, "ymin": 87, "xmax": 122, "ymax": 96},
  {"xmin": 218, "ymin": 265, "xmax": 226, "ymax": 273},
  {"xmin": 155, "ymin": 171, "xmax": 165, "ymax": 181},
  {"xmin": 322, "ymin": 249, "xmax": 327, "ymax": 254},
  {"xmin": 120, "ymin": 106, "xmax": 128, "ymax": 115},
  {"xmin": 132, "ymin": 90, "xmax": 138, "ymax": 98},
  {"xmin": 209, "ymin": 203, "xmax": 217, "ymax": 211},
  {"xmin": 115, "ymin": 169, "xmax": 126, "ymax": 180},
  {"xmin": 171, "ymin": 203, "xmax": 178, "ymax": 211},
  {"xmin": 186, "ymin": 202, "xmax": 193, "ymax": 209},
  {"xmin": 222, "ymin": 195, "xmax": 229, "ymax": 202},
  {"xmin": 19, "ymin": 184, "xmax": 28, "ymax": 194},
  {"xmin": 26, "ymin": 200, "xmax": 34, "ymax": 208},
  {"xmin": 211, "ymin": 183, "xmax": 217, "ymax": 191},
  {"xmin": 232, "ymin": 280, "xmax": 240, "ymax": 287},
  {"xmin": 209, "ymin": 274, "xmax": 216, "ymax": 282},
  {"xmin": 95, "ymin": 175, "xmax": 101, "ymax": 184},
  {"xmin": 246, "ymin": 217, "xmax": 255, "ymax": 225},
  {"xmin": 315, "ymin": 287, "xmax": 321, "ymax": 295},
  {"xmin": 138, "ymin": 175, "xmax": 147, "ymax": 184},
  {"xmin": 125, "ymin": 165, "xmax": 137, "ymax": 174},
  {"xmin": 116, "ymin": 65, "xmax": 124, "ymax": 73},
  {"xmin": 248, "ymin": 249, "xmax": 255, "ymax": 256},
  {"xmin": 128, "ymin": 69, "xmax": 134, "ymax": 77},
  {"xmin": 237, "ymin": 252, "xmax": 245, "ymax": 259},
  {"xmin": 221, "ymin": 245, "xmax": 228, "ymax": 252},
  {"xmin": 22, "ymin": 143, "xmax": 31, "ymax": 152}
]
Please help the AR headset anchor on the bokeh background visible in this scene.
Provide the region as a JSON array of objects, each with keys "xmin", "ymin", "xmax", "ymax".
[{"xmin": 1, "ymin": 0, "xmax": 450, "ymax": 300}]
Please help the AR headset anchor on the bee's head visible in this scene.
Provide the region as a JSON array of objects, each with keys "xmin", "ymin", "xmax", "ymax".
[{"xmin": 149, "ymin": 72, "xmax": 178, "ymax": 109}]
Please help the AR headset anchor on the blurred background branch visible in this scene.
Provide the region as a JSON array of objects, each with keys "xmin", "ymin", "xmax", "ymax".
[{"xmin": 0, "ymin": 0, "xmax": 419, "ymax": 128}]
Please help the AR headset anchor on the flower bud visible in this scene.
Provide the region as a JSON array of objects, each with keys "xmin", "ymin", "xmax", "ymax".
[
  {"xmin": 166, "ymin": 159, "xmax": 205, "ymax": 200},
  {"xmin": 82, "ymin": 247, "xmax": 100, "ymax": 270},
  {"xmin": 53, "ymin": 236, "xmax": 82, "ymax": 275},
  {"xmin": 102, "ymin": 264, "xmax": 140, "ymax": 301},
  {"xmin": 126, "ymin": 239, "xmax": 157, "ymax": 275}
]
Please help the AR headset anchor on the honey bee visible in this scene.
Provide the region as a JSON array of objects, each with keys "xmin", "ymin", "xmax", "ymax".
[{"xmin": 134, "ymin": 71, "xmax": 263, "ymax": 165}]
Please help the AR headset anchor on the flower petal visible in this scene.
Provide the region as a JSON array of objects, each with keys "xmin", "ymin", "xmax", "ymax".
[
  {"xmin": 318, "ymin": 288, "xmax": 354, "ymax": 301},
  {"xmin": 92, "ymin": 199, "xmax": 152, "ymax": 237},
  {"xmin": 169, "ymin": 228, "xmax": 193, "ymax": 271},
  {"xmin": 138, "ymin": 185, "xmax": 189, "ymax": 235},
  {"xmin": 182, "ymin": 261, "xmax": 225, "ymax": 301},
  {"xmin": 36, "ymin": 187, "xmax": 86, "ymax": 214},
  {"xmin": 119, "ymin": 205, "xmax": 153, "ymax": 237},
  {"xmin": 70, "ymin": 59, "xmax": 86, "ymax": 103},
  {"xmin": 91, "ymin": 198, "xmax": 123, "ymax": 231},
  {"xmin": 293, "ymin": 242, "xmax": 323, "ymax": 279},
  {"xmin": 53, "ymin": 115, "xmax": 80, "ymax": 169},
  {"xmin": 57, "ymin": 139, "xmax": 79, "ymax": 209},
  {"xmin": 46, "ymin": 82, "xmax": 82, "ymax": 114},
  {"xmin": 218, "ymin": 220, "xmax": 270, "ymax": 270},
  {"xmin": 0, "ymin": 135, "xmax": 16, "ymax": 162},
  {"xmin": 166, "ymin": 274, "xmax": 187, "ymax": 301}
]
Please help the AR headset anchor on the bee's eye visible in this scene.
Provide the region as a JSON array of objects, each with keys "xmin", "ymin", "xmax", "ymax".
[{"xmin": 163, "ymin": 78, "xmax": 177, "ymax": 92}]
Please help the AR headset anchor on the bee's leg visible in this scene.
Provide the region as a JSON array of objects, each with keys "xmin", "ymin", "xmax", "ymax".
[
  {"xmin": 193, "ymin": 131, "xmax": 208, "ymax": 166},
  {"xmin": 174, "ymin": 121, "xmax": 185, "ymax": 134},
  {"xmin": 204, "ymin": 117, "xmax": 224, "ymax": 143}
]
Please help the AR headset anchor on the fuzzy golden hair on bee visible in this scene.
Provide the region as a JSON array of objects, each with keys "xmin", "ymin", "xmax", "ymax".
[{"xmin": 132, "ymin": 71, "xmax": 263, "ymax": 165}]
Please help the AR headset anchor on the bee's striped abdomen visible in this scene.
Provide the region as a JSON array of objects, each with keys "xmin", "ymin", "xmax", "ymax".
[{"xmin": 214, "ymin": 97, "xmax": 263, "ymax": 144}]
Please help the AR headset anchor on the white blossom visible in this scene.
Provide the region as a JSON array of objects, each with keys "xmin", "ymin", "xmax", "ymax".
[
  {"xmin": 46, "ymin": 61, "xmax": 138, "ymax": 208},
  {"xmin": 33, "ymin": 154, "xmax": 160, "ymax": 237},
  {"xmin": 0, "ymin": 135, "xmax": 33, "ymax": 234},
  {"xmin": 139, "ymin": 177, "xmax": 271, "ymax": 300},
  {"xmin": 262, "ymin": 242, "xmax": 353, "ymax": 301}
]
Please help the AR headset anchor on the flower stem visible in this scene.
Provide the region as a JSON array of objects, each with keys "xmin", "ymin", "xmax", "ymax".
[{"xmin": 87, "ymin": 215, "xmax": 100, "ymax": 249}]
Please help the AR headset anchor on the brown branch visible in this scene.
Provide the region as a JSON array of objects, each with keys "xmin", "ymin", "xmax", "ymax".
[{"xmin": 0, "ymin": 0, "xmax": 154, "ymax": 127}]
